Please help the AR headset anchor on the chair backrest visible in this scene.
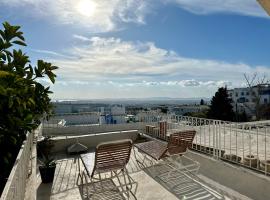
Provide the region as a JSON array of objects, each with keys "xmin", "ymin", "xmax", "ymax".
[
  {"xmin": 94, "ymin": 139, "xmax": 132, "ymax": 175},
  {"xmin": 166, "ymin": 130, "xmax": 196, "ymax": 155}
]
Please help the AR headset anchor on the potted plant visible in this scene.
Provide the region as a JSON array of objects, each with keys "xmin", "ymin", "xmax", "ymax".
[{"xmin": 37, "ymin": 137, "xmax": 56, "ymax": 183}]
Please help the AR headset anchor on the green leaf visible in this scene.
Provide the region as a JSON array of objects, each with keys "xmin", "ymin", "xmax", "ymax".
[
  {"xmin": 28, "ymin": 98, "xmax": 35, "ymax": 106},
  {"xmin": 25, "ymin": 114, "xmax": 33, "ymax": 122},
  {"xmin": 48, "ymin": 74, "xmax": 55, "ymax": 83},
  {"xmin": 34, "ymin": 67, "xmax": 43, "ymax": 77},
  {"xmin": 12, "ymin": 40, "xmax": 26, "ymax": 46},
  {"xmin": 8, "ymin": 97, "xmax": 13, "ymax": 108},
  {"xmin": 0, "ymin": 85, "xmax": 7, "ymax": 95},
  {"xmin": 50, "ymin": 65, "xmax": 58, "ymax": 70}
]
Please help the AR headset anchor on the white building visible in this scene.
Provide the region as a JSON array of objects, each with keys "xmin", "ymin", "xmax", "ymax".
[
  {"xmin": 228, "ymin": 84, "xmax": 270, "ymax": 117},
  {"xmin": 48, "ymin": 112, "xmax": 100, "ymax": 125},
  {"xmin": 99, "ymin": 104, "xmax": 126, "ymax": 124}
]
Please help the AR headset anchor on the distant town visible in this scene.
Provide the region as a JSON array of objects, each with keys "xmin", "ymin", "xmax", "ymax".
[{"xmin": 49, "ymin": 83, "xmax": 270, "ymax": 126}]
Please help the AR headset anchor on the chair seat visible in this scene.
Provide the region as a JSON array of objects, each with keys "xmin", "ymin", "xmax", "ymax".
[
  {"xmin": 80, "ymin": 139, "xmax": 133, "ymax": 178},
  {"xmin": 134, "ymin": 140, "xmax": 168, "ymax": 160}
]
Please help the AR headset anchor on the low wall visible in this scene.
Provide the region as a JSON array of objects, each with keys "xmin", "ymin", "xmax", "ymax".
[
  {"xmin": 50, "ymin": 130, "xmax": 139, "ymax": 153},
  {"xmin": 1, "ymin": 128, "xmax": 36, "ymax": 200},
  {"xmin": 43, "ymin": 122, "xmax": 157, "ymax": 136},
  {"xmin": 49, "ymin": 113, "xmax": 99, "ymax": 125}
]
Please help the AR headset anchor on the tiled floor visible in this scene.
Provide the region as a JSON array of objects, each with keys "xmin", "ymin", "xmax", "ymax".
[{"xmin": 36, "ymin": 149, "xmax": 239, "ymax": 200}]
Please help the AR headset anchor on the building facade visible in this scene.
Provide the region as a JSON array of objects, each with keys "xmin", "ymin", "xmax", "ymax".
[
  {"xmin": 228, "ymin": 84, "xmax": 270, "ymax": 117},
  {"xmin": 99, "ymin": 104, "xmax": 126, "ymax": 124}
]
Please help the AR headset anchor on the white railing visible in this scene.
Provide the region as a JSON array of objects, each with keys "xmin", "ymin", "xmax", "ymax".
[
  {"xmin": 42, "ymin": 113, "xmax": 169, "ymax": 136},
  {"xmin": 0, "ymin": 131, "xmax": 34, "ymax": 200},
  {"xmin": 169, "ymin": 116, "xmax": 270, "ymax": 176},
  {"xmin": 135, "ymin": 114, "xmax": 270, "ymax": 176},
  {"xmin": 42, "ymin": 113, "xmax": 270, "ymax": 176}
]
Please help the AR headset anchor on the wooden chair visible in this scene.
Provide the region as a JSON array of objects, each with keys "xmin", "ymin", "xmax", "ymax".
[
  {"xmin": 134, "ymin": 130, "xmax": 199, "ymax": 174},
  {"xmin": 78, "ymin": 139, "xmax": 137, "ymax": 199}
]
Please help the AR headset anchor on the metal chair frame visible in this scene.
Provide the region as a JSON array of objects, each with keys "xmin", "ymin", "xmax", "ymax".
[
  {"xmin": 77, "ymin": 139, "xmax": 137, "ymax": 199},
  {"xmin": 134, "ymin": 131, "xmax": 200, "ymax": 175}
]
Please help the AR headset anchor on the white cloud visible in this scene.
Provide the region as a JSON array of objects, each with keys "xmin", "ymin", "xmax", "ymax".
[
  {"xmin": 1, "ymin": 0, "xmax": 267, "ymax": 34},
  {"xmin": 49, "ymin": 36, "xmax": 270, "ymax": 92},
  {"xmin": 30, "ymin": 49, "xmax": 68, "ymax": 58},
  {"xmin": 166, "ymin": 0, "xmax": 267, "ymax": 18},
  {"xmin": 83, "ymin": 80, "xmax": 231, "ymax": 88},
  {"xmin": 1, "ymin": 0, "xmax": 150, "ymax": 32},
  {"xmin": 73, "ymin": 35, "xmax": 92, "ymax": 42}
]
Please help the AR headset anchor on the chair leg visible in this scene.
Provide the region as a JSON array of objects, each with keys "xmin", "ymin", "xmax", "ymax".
[
  {"xmin": 134, "ymin": 147, "xmax": 154, "ymax": 168},
  {"xmin": 121, "ymin": 169, "xmax": 130, "ymax": 199},
  {"xmin": 124, "ymin": 168, "xmax": 138, "ymax": 199},
  {"xmin": 81, "ymin": 170, "xmax": 90, "ymax": 198}
]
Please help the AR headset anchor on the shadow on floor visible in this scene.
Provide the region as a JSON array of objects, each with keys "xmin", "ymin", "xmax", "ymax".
[
  {"xmin": 37, "ymin": 182, "xmax": 53, "ymax": 200},
  {"xmin": 141, "ymin": 161, "xmax": 227, "ymax": 200},
  {"xmin": 78, "ymin": 179, "xmax": 126, "ymax": 200}
]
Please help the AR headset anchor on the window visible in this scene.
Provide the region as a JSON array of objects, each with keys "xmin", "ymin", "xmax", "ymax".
[
  {"xmin": 260, "ymin": 90, "xmax": 270, "ymax": 95},
  {"xmin": 237, "ymin": 97, "xmax": 246, "ymax": 103},
  {"xmin": 235, "ymin": 92, "xmax": 238, "ymax": 97},
  {"xmin": 246, "ymin": 92, "xmax": 249, "ymax": 96},
  {"xmin": 241, "ymin": 92, "xmax": 244, "ymax": 96},
  {"xmin": 264, "ymin": 98, "xmax": 268, "ymax": 104}
]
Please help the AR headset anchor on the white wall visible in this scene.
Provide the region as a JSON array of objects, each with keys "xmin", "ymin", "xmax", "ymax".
[
  {"xmin": 43, "ymin": 122, "xmax": 158, "ymax": 136},
  {"xmin": 49, "ymin": 113, "xmax": 99, "ymax": 125},
  {"xmin": 50, "ymin": 130, "xmax": 139, "ymax": 153}
]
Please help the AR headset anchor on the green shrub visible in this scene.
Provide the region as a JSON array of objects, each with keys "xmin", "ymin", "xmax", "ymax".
[{"xmin": 0, "ymin": 22, "xmax": 58, "ymax": 192}]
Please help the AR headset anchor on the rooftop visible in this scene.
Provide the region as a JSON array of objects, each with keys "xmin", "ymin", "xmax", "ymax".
[
  {"xmin": 2, "ymin": 115, "xmax": 270, "ymax": 200},
  {"xmin": 35, "ymin": 115, "xmax": 270, "ymax": 200},
  {"xmin": 36, "ymin": 150, "xmax": 259, "ymax": 200}
]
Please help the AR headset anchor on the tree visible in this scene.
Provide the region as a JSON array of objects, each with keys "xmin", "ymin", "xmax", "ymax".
[
  {"xmin": 237, "ymin": 110, "xmax": 248, "ymax": 122},
  {"xmin": 0, "ymin": 22, "xmax": 57, "ymax": 191},
  {"xmin": 159, "ymin": 106, "xmax": 168, "ymax": 114},
  {"xmin": 200, "ymin": 99, "xmax": 205, "ymax": 105},
  {"xmin": 244, "ymin": 73, "xmax": 270, "ymax": 120},
  {"xmin": 208, "ymin": 87, "xmax": 234, "ymax": 121},
  {"xmin": 184, "ymin": 110, "xmax": 208, "ymax": 118}
]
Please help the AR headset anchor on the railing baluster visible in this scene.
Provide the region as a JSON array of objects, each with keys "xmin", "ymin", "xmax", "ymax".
[
  {"xmin": 265, "ymin": 127, "xmax": 267, "ymax": 175},
  {"xmin": 242, "ymin": 125, "xmax": 244, "ymax": 165},
  {"xmin": 229, "ymin": 123, "xmax": 232, "ymax": 156},
  {"xmin": 256, "ymin": 127, "xmax": 259, "ymax": 170},
  {"xmin": 236, "ymin": 126, "xmax": 238, "ymax": 162}
]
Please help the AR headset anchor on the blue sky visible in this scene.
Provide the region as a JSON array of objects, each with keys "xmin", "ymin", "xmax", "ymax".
[{"xmin": 1, "ymin": 0, "xmax": 270, "ymax": 99}]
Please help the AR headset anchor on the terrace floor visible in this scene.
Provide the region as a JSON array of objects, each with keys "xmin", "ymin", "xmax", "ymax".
[{"xmin": 35, "ymin": 148, "xmax": 260, "ymax": 200}]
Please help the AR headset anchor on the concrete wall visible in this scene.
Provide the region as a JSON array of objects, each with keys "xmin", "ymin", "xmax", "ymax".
[
  {"xmin": 49, "ymin": 113, "xmax": 99, "ymax": 125},
  {"xmin": 50, "ymin": 130, "xmax": 139, "ymax": 153},
  {"xmin": 43, "ymin": 122, "xmax": 158, "ymax": 136}
]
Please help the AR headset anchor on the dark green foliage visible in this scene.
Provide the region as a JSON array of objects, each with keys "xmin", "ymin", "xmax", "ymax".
[
  {"xmin": 184, "ymin": 109, "xmax": 209, "ymax": 118},
  {"xmin": 235, "ymin": 111, "xmax": 249, "ymax": 122},
  {"xmin": 158, "ymin": 105, "xmax": 168, "ymax": 114},
  {"xmin": 208, "ymin": 87, "xmax": 235, "ymax": 121},
  {"xmin": 0, "ymin": 22, "xmax": 57, "ymax": 192},
  {"xmin": 200, "ymin": 99, "xmax": 205, "ymax": 105},
  {"xmin": 260, "ymin": 104, "xmax": 270, "ymax": 120},
  {"xmin": 37, "ymin": 137, "xmax": 56, "ymax": 168}
]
